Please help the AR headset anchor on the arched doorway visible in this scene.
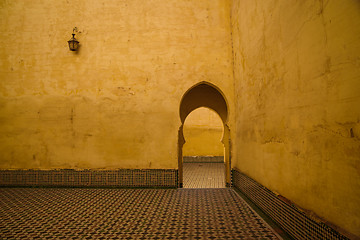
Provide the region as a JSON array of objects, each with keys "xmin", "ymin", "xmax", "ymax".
[
  {"xmin": 183, "ymin": 107, "xmax": 225, "ymax": 188},
  {"xmin": 178, "ymin": 82, "xmax": 231, "ymax": 188}
]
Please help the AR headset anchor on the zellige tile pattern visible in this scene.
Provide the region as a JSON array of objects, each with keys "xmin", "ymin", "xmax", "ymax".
[
  {"xmin": 183, "ymin": 163, "xmax": 225, "ymax": 188},
  {"xmin": 0, "ymin": 188, "xmax": 282, "ymax": 239},
  {"xmin": 183, "ymin": 156, "xmax": 223, "ymax": 163},
  {"xmin": 0, "ymin": 169, "xmax": 178, "ymax": 188},
  {"xmin": 232, "ymin": 168, "xmax": 350, "ymax": 240}
]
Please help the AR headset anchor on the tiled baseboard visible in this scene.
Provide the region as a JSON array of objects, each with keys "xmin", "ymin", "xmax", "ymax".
[
  {"xmin": 0, "ymin": 169, "xmax": 178, "ymax": 188},
  {"xmin": 231, "ymin": 168, "xmax": 350, "ymax": 240},
  {"xmin": 183, "ymin": 156, "xmax": 224, "ymax": 163}
]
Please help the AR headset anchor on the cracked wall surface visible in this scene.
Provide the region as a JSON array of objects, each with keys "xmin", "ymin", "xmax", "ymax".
[
  {"xmin": 0, "ymin": 0, "xmax": 234, "ymax": 170},
  {"xmin": 231, "ymin": 0, "xmax": 360, "ymax": 236}
]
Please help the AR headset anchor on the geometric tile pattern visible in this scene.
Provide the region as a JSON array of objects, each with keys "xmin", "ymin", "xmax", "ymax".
[
  {"xmin": 231, "ymin": 168, "xmax": 350, "ymax": 240},
  {"xmin": 0, "ymin": 188, "xmax": 282, "ymax": 239},
  {"xmin": 183, "ymin": 156, "xmax": 224, "ymax": 163},
  {"xmin": 183, "ymin": 163, "xmax": 225, "ymax": 188},
  {"xmin": 0, "ymin": 169, "xmax": 178, "ymax": 188}
]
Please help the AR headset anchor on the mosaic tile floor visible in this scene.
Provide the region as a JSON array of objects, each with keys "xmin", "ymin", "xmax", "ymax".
[
  {"xmin": 183, "ymin": 163, "xmax": 225, "ymax": 188},
  {"xmin": 0, "ymin": 188, "xmax": 282, "ymax": 239}
]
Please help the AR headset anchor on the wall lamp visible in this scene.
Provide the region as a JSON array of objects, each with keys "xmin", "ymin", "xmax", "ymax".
[{"xmin": 68, "ymin": 28, "xmax": 79, "ymax": 51}]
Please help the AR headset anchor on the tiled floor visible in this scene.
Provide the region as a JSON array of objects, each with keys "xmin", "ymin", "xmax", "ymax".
[
  {"xmin": 0, "ymin": 188, "xmax": 282, "ymax": 239},
  {"xmin": 183, "ymin": 163, "xmax": 225, "ymax": 188}
]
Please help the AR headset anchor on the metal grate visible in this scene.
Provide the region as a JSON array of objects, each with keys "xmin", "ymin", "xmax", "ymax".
[{"xmin": 231, "ymin": 169, "xmax": 349, "ymax": 240}]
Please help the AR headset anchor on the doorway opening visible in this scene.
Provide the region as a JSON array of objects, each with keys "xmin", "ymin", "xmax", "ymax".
[
  {"xmin": 178, "ymin": 82, "xmax": 230, "ymax": 188},
  {"xmin": 182, "ymin": 107, "xmax": 225, "ymax": 188}
]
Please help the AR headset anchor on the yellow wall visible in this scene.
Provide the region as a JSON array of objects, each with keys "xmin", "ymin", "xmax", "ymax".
[
  {"xmin": 231, "ymin": 0, "xmax": 360, "ymax": 236},
  {"xmin": 1, "ymin": 0, "xmax": 359, "ymax": 236},
  {"xmin": 183, "ymin": 107, "xmax": 223, "ymax": 156},
  {"xmin": 0, "ymin": 0, "xmax": 234, "ymax": 170}
]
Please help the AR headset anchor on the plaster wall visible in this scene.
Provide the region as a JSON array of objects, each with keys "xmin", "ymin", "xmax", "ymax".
[
  {"xmin": 183, "ymin": 107, "xmax": 223, "ymax": 157},
  {"xmin": 231, "ymin": 0, "xmax": 360, "ymax": 236},
  {"xmin": 0, "ymin": 0, "xmax": 234, "ymax": 170}
]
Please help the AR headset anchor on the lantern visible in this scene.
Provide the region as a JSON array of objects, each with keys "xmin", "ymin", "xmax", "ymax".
[{"xmin": 68, "ymin": 33, "xmax": 79, "ymax": 51}]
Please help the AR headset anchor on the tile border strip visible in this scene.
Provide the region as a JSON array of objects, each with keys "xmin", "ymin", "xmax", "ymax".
[
  {"xmin": 183, "ymin": 156, "xmax": 224, "ymax": 163},
  {"xmin": 0, "ymin": 169, "xmax": 178, "ymax": 188},
  {"xmin": 231, "ymin": 168, "xmax": 351, "ymax": 240}
]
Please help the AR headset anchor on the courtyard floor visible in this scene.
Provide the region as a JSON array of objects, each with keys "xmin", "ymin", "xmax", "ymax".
[
  {"xmin": 183, "ymin": 163, "xmax": 225, "ymax": 188},
  {"xmin": 0, "ymin": 188, "xmax": 283, "ymax": 239},
  {"xmin": 0, "ymin": 163, "xmax": 286, "ymax": 239}
]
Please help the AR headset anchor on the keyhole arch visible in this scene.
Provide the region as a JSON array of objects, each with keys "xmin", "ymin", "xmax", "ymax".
[{"xmin": 178, "ymin": 81, "xmax": 231, "ymax": 188}]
